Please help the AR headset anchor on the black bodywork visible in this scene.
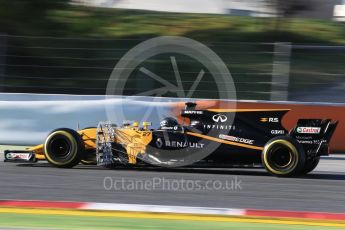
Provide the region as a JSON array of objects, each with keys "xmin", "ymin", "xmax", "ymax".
[{"xmin": 146, "ymin": 102, "xmax": 338, "ymax": 166}]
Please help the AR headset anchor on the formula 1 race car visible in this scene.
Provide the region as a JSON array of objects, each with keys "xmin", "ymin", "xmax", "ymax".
[{"xmin": 4, "ymin": 102, "xmax": 338, "ymax": 177}]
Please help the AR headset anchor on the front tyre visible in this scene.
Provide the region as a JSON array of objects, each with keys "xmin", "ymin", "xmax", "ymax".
[
  {"xmin": 262, "ymin": 136, "xmax": 305, "ymax": 177},
  {"xmin": 44, "ymin": 128, "xmax": 84, "ymax": 168}
]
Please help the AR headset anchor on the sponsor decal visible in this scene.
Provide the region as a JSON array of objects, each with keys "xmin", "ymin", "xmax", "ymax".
[
  {"xmin": 212, "ymin": 114, "xmax": 227, "ymax": 123},
  {"xmin": 260, "ymin": 118, "xmax": 268, "ymax": 122},
  {"xmin": 156, "ymin": 138, "xmax": 163, "ymax": 148},
  {"xmin": 295, "ymin": 135, "xmax": 312, "ymax": 140},
  {"xmin": 260, "ymin": 117, "xmax": 279, "ymax": 123},
  {"xmin": 5, "ymin": 152, "xmax": 32, "ymax": 160},
  {"xmin": 219, "ymin": 134, "xmax": 254, "ymax": 145},
  {"xmin": 183, "ymin": 110, "xmax": 203, "ymax": 115},
  {"xmin": 165, "ymin": 141, "xmax": 204, "ymax": 149},
  {"xmin": 271, "ymin": 130, "xmax": 285, "ymax": 135},
  {"xmin": 160, "ymin": 120, "xmax": 168, "ymax": 126},
  {"xmin": 297, "ymin": 139, "xmax": 322, "ymax": 144},
  {"xmin": 297, "ymin": 127, "xmax": 321, "ymax": 134},
  {"xmin": 161, "ymin": 126, "xmax": 176, "ymax": 130},
  {"xmin": 297, "ymin": 140, "xmax": 313, "ymax": 144},
  {"xmin": 201, "ymin": 114, "xmax": 233, "ymax": 130},
  {"xmin": 203, "ymin": 124, "xmax": 235, "ymax": 130},
  {"xmin": 160, "ymin": 120, "xmax": 180, "ymax": 131}
]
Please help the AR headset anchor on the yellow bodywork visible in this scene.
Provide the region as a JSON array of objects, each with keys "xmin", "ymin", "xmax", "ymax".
[
  {"xmin": 114, "ymin": 128, "xmax": 152, "ymax": 164},
  {"xmin": 26, "ymin": 126, "xmax": 153, "ymax": 165}
]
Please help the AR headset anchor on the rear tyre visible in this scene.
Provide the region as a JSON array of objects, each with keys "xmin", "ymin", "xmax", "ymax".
[
  {"xmin": 262, "ymin": 136, "xmax": 305, "ymax": 177},
  {"xmin": 44, "ymin": 128, "xmax": 84, "ymax": 168},
  {"xmin": 300, "ymin": 157, "xmax": 320, "ymax": 175}
]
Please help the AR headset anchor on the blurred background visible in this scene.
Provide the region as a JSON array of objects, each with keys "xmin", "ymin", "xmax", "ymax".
[
  {"xmin": 0, "ymin": 0, "xmax": 344, "ymax": 101},
  {"xmin": 1, "ymin": 3, "xmax": 345, "ymax": 230}
]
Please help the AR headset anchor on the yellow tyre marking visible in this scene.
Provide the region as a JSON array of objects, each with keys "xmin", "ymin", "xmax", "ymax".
[
  {"xmin": 262, "ymin": 139, "xmax": 299, "ymax": 175},
  {"xmin": 186, "ymin": 132, "xmax": 264, "ymax": 151},
  {"xmin": 80, "ymin": 160, "xmax": 96, "ymax": 165},
  {"xmin": 0, "ymin": 208, "xmax": 344, "ymax": 228},
  {"xmin": 44, "ymin": 131, "xmax": 78, "ymax": 166}
]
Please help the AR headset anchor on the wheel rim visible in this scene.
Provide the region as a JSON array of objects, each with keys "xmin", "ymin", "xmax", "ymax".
[
  {"xmin": 50, "ymin": 138, "xmax": 71, "ymax": 158},
  {"xmin": 265, "ymin": 142, "xmax": 298, "ymax": 174},
  {"xmin": 46, "ymin": 133, "xmax": 75, "ymax": 162},
  {"xmin": 270, "ymin": 145, "xmax": 293, "ymax": 168}
]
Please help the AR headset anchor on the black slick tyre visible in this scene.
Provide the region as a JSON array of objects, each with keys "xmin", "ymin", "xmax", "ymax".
[
  {"xmin": 300, "ymin": 157, "xmax": 320, "ymax": 175},
  {"xmin": 44, "ymin": 128, "xmax": 84, "ymax": 168},
  {"xmin": 262, "ymin": 136, "xmax": 306, "ymax": 177}
]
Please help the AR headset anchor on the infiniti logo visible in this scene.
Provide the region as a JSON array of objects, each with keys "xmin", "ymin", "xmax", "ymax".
[{"xmin": 212, "ymin": 114, "xmax": 228, "ymax": 123}]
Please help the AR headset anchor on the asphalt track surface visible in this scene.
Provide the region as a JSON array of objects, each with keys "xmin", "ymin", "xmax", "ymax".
[{"xmin": 0, "ymin": 152, "xmax": 344, "ymax": 213}]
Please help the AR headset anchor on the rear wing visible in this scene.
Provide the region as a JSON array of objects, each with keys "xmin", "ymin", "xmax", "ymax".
[
  {"xmin": 291, "ymin": 119, "xmax": 338, "ymax": 141},
  {"xmin": 290, "ymin": 119, "xmax": 338, "ymax": 156},
  {"xmin": 322, "ymin": 120, "xmax": 338, "ymax": 143}
]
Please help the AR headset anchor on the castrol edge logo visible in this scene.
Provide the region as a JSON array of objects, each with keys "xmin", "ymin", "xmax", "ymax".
[{"xmin": 297, "ymin": 127, "xmax": 321, "ymax": 134}]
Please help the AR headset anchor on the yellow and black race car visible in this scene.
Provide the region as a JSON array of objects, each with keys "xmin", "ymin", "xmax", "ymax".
[{"xmin": 4, "ymin": 102, "xmax": 338, "ymax": 177}]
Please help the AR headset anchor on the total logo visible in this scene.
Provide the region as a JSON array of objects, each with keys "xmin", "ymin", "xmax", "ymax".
[
  {"xmin": 212, "ymin": 114, "xmax": 228, "ymax": 123},
  {"xmin": 260, "ymin": 117, "xmax": 279, "ymax": 123},
  {"xmin": 297, "ymin": 127, "xmax": 321, "ymax": 134}
]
